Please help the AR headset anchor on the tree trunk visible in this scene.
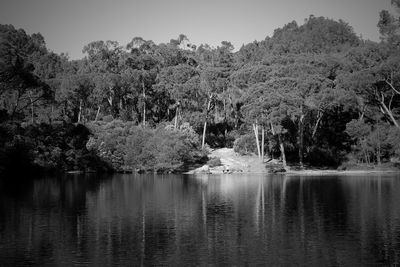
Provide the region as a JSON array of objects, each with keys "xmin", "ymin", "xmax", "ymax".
[
  {"xmin": 359, "ymin": 105, "xmax": 366, "ymax": 121},
  {"xmin": 142, "ymin": 79, "xmax": 146, "ymax": 127},
  {"xmin": 253, "ymin": 122, "xmax": 261, "ymax": 159},
  {"xmin": 270, "ymin": 121, "xmax": 275, "ymax": 135},
  {"xmin": 298, "ymin": 113, "xmax": 305, "ymax": 168},
  {"xmin": 223, "ymin": 98, "xmax": 226, "ymax": 123},
  {"xmin": 223, "ymin": 98, "xmax": 227, "ymax": 146},
  {"xmin": 107, "ymin": 95, "xmax": 113, "ymax": 107},
  {"xmin": 312, "ymin": 111, "xmax": 323, "ymax": 139},
  {"xmin": 202, "ymin": 120, "xmax": 207, "ymax": 149},
  {"xmin": 363, "ymin": 146, "xmax": 368, "ymax": 164},
  {"xmin": 261, "ymin": 126, "xmax": 265, "ymax": 161},
  {"xmin": 95, "ymin": 106, "xmax": 101, "ymax": 121},
  {"xmin": 362, "ymin": 139, "xmax": 370, "ymax": 164},
  {"xmin": 376, "ymin": 130, "xmax": 381, "ymax": 165},
  {"xmin": 381, "ymin": 101, "xmax": 400, "ymax": 129},
  {"xmin": 278, "ymin": 133, "xmax": 287, "ymax": 169},
  {"xmin": 271, "ymin": 121, "xmax": 287, "ymax": 169},
  {"xmin": 377, "ymin": 146, "xmax": 381, "ymax": 165},
  {"xmin": 78, "ymin": 99, "xmax": 82, "ymax": 123},
  {"xmin": 174, "ymin": 106, "xmax": 178, "ymax": 129},
  {"xmin": 201, "ymin": 95, "xmax": 212, "ymax": 149}
]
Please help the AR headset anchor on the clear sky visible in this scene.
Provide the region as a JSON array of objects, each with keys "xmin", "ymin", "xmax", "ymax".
[{"xmin": 0, "ymin": 0, "xmax": 395, "ymax": 59}]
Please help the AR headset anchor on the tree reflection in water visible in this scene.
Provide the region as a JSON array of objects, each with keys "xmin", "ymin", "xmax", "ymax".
[{"xmin": 0, "ymin": 173, "xmax": 400, "ymax": 266}]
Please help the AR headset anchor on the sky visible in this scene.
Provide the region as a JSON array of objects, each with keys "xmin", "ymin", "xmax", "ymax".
[{"xmin": 0, "ymin": 0, "xmax": 395, "ymax": 59}]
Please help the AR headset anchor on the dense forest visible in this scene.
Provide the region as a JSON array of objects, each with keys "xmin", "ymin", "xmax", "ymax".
[{"xmin": 1, "ymin": 3, "xmax": 400, "ymax": 175}]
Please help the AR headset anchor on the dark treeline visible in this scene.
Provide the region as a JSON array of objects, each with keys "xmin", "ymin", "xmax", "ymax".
[{"xmin": 1, "ymin": 4, "xmax": 400, "ymax": 174}]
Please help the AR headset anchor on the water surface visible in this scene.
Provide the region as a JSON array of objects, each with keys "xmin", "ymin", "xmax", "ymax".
[{"xmin": 1, "ymin": 173, "xmax": 400, "ymax": 266}]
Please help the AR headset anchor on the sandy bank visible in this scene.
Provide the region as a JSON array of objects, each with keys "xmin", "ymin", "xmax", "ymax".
[
  {"xmin": 186, "ymin": 148, "xmax": 400, "ymax": 175},
  {"xmin": 185, "ymin": 148, "xmax": 266, "ymax": 174}
]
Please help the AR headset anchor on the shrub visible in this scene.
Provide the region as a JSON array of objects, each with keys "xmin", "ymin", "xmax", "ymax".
[
  {"xmin": 207, "ymin": 157, "xmax": 222, "ymax": 167},
  {"xmin": 86, "ymin": 120, "xmax": 203, "ymax": 173},
  {"xmin": 233, "ymin": 134, "xmax": 257, "ymax": 155},
  {"xmin": 102, "ymin": 115, "xmax": 114, "ymax": 122},
  {"xmin": 345, "ymin": 121, "xmax": 399, "ymax": 165},
  {"xmin": 0, "ymin": 122, "xmax": 110, "ymax": 177}
]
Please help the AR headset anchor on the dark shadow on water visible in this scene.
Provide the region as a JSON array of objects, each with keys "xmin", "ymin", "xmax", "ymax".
[{"xmin": 1, "ymin": 173, "xmax": 400, "ymax": 266}]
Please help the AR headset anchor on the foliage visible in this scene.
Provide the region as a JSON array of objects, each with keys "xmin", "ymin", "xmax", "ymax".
[
  {"xmin": 86, "ymin": 120, "xmax": 203, "ymax": 172},
  {"xmin": 0, "ymin": 121, "xmax": 110, "ymax": 177},
  {"xmin": 233, "ymin": 134, "xmax": 257, "ymax": 155},
  {"xmin": 207, "ymin": 157, "xmax": 222, "ymax": 168},
  {"xmin": 346, "ymin": 119, "xmax": 400, "ymax": 164},
  {"xmin": 378, "ymin": 0, "xmax": 400, "ymax": 47},
  {"xmin": 1, "ymin": 12, "xmax": 400, "ymax": 172}
]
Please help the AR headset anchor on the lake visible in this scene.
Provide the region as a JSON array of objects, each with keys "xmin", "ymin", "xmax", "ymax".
[{"xmin": 1, "ymin": 173, "xmax": 400, "ymax": 266}]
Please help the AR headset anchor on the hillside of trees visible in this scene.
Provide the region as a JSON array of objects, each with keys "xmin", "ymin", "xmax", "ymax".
[{"xmin": 1, "ymin": 5, "xmax": 400, "ymax": 175}]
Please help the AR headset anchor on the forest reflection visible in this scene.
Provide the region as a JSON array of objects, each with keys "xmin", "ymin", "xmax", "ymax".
[{"xmin": 0, "ymin": 174, "xmax": 400, "ymax": 266}]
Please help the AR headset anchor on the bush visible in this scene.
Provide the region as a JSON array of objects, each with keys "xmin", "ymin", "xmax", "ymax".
[
  {"xmin": 0, "ymin": 122, "xmax": 110, "ymax": 177},
  {"xmin": 102, "ymin": 115, "xmax": 114, "ymax": 122},
  {"xmin": 233, "ymin": 134, "xmax": 257, "ymax": 155},
  {"xmin": 86, "ymin": 120, "xmax": 203, "ymax": 173},
  {"xmin": 345, "ymin": 121, "xmax": 399, "ymax": 165},
  {"xmin": 207, "ymin": 157, "xmax": 222, "ymax": 167}
]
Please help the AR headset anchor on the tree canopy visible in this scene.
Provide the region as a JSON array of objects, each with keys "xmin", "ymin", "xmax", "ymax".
[{"xmin": 1, "ymin": 12, "xmax": 400, "ymax": 171}]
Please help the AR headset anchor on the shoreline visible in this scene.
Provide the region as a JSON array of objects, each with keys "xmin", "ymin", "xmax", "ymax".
[
  {"xmin": 186, "ymin": 169, "xmax": 400, "ymax": 175},
  {"xmin": 284, "ymin": 169, "xmax": 400, "ymax": 176},
  {"xmin": 186, "ymin": 148, "xmax": 400, "ymax": 176}
]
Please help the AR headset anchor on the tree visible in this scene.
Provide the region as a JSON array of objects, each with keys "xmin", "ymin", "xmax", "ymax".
[
  {"xmin": 270, "ymin": 16, "xmax": 359, "ymax": 54},
  {"xmin": 339, "ymin": 43, "xmax": 400, "ymax": 130},
  {"xmin": 58, "ymin": 74, "xmax": 94, "ymax": 122},
  {"xmin": 0, "ymin": 25, "xmax": 52, "ymax": 120},
  {"xmin": 126, "ymin": 38, "xmax": 159, "ymax": 126},
  {"xmin": 378, "ymin": 0, "xmax": 400, "ymax": 46},
  {"xmin": 154, "ymin": 64, "xmax": 200, "ymax": 128},
  {"xmin": 242, "ymin": 80, "xmax": 291, "ymax": 168}
]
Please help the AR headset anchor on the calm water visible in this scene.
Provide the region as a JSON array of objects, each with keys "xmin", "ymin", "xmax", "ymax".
[{"xmin": 1, "ymin": 173, "xmax": 400, "ymax": 266}]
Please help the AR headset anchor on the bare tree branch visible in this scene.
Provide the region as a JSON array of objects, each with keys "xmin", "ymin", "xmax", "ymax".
[{"xmin": 385, "ymin": 80, "xmax": 400, "ymax": 95}]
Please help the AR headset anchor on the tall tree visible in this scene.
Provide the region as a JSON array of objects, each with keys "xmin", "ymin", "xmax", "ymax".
[
  {"xmin": 378, "ymin": 0, "xmax": 400, "ymax": 46},
  {"xmin": 0, "ymin": 25, "xmax": 52, "ymax": 120},
  {"xmin": 126, "ymin": 38, "xmax": 159, "ymax": 126}
]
